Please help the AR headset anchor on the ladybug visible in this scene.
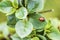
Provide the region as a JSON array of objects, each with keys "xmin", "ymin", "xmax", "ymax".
[{"xmin": 39, "ymin": 17, "xmax": 45, "ymax": 22}]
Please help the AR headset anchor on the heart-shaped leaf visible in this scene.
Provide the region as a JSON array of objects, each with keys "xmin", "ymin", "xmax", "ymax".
[
  {"xmin": 15, "ymin": 7, "xmax": 28, "ymax": 19},
  {"xmin": 15, "ymin": 20, "xmax": 33, "ymax": 38},
  {"xmin": 0, "ymin": 1, "xmax": 16, "ymax": 15},
  {"xmin": 29, "ymin": 13, "xmax": 47, "ymax": 29},
  {"xmin": 10, "ymin": 0, "xmax": 18, "ymax": 8},
  {"xmin": 27, "ymin": 0, "xmax": 44, "ymax": 13}
]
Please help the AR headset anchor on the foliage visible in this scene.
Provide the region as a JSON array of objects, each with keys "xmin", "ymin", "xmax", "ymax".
[{"xmin": 0, "ymin": 0, "xmax": 60, "ymax": 40}]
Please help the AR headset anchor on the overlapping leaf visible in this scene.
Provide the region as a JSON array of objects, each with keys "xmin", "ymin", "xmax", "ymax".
[
  {"xmin": 18, "ymin": 0, "xmax": 28, "ymax": 7},
  {"xmin": 15, "ymin": 7, "xmax": 28, "ymax": 19},
  {"xmin": 7, "ymin": 14, "xmax": 17, "ymax": 27},
  {"xmin": 0, "ymin": 1, "xmax": 16, "ymax": 15},
  {"xmin": 27, "ymin": 0, "xmax": 44, "ymax": 13},
  {"xmin": 10, "ymin": 0, "xmax": 18, "ymax": 8}
]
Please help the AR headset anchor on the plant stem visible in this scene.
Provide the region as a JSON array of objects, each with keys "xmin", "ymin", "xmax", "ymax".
[{"xmin": 39, "ymin": 9, "xmax": 54, "ymax": 13}]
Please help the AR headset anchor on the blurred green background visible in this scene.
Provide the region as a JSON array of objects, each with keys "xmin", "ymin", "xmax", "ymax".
[
  {"xmin": 43, "ymin": 0, "xmax": 60, "ymax": 19},
  {"xmin": 0, "ymin": 0, "xmax": 60, "ymax": 23}
]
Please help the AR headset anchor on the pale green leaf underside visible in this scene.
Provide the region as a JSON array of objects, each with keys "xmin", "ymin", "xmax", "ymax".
[
  {"xmin": 15, "ymin": 7, "xmax": 28, "ymax": 19},
  {"xmin": 15, "ymin": 20, "xmax": 33, "ymax": 38}
]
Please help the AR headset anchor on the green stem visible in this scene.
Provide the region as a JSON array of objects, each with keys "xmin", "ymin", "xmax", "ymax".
[{"xmin": 39, "ymin": 9, "xmax": 54, "ymax": 13}]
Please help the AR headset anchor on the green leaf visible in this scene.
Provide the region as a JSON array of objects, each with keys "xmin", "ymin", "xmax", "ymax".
[
  {"xmin": 15, "ymin": 7, "xmax": 28, "ymax": 19},
  {"xmin": 48, "ymin": 33, "xmax": 60, "ymax": 40},
  {"xmin": 45, "ymin": 20, "xmax": 51, "ymax": 29},
  {"xmin": 0, "ymin": 7, "xmax": 16, "ymax": 15},
  {"xmin": 0, "ymin": 1, "xmax": 16, "ymax": 15},
  {"xmin": 8, "ymin": 27, "xmax": 15, "ymax": 34},
  {"xmin": 18, "ymin": 0, "xmax": 28, "ymax": 7},
  {"xmin": 15, "ymin": 20, "xmax": 33, "ymax": 38},
  {"xmin": 37, "ymin": 35, "xmax": 47, "ymax": 40},
  {"xmin": 0, "ymin": 22, "xmax": 9, "ymax": 38},
  {"xmin": 10, "ymin": 0, "xmax": 18, "ymax": 8},
  {"xmin": 0, "ymin": 1, "xmax": 12, "ymax": 7},
  {"xmin": 25, "ymin": 0, "xmax": 28, "ymax": 7},
  {"xmin": 20, "ymin": 0, "xmax": 28, "ymax": 7},
  {"xmin": 11, "ymin": 34, "xmax": 21, "ymax": 40},
  {"xmin": 29, "ymin": 13, "xmax": 47, "ymax": 29},
  {"xmin": 50, "ymin": 18, "xmax": 59, "ymax": 28},
  {"xmin": 31, "ymin": 37, "xmax": 39, "ymax": 40},
  {"xmin": 27, "ymin": 0, "xmax": 44, "ymax": 13},
  {"xmin": 7, "ymin": 14, "xmax": 17, "ymax": 27},
  {"xmin": 11, "ymin": 34, "xmax": 31, "ymax": 40},
  {"xmin": 47, "ymin": 27, "xmax": 60, "ymax": 40},
  {"xmin": 19, "ymin": 0, "xmax": 23, "ymax": 7}
]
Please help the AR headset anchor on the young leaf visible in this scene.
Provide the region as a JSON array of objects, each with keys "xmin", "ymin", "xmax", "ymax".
[
  {"xmin": 45, "ymin": 20, "xmax": 51, "ymax": 29},
  {"xmin": 25, "ymin": 0, "xmax": 28, "ymax": 7},
  {"xmin": 31, "ymin": 37, "xmax": 39, "ymax": 40},
  {"xmin": 29, "ymin": 13, "xmax": 47, "ymax": 29},
  {"xmin": 15, "ymin": 20, "xmax": 33, "ymax": 38},
  {"xmin": 15, "ymin": 7, "xmax": 28, "ymax": 19},
  {"xmin": 10, "ymin": 0, "xmax": 18, "ymax": 8},
  {"xmin": 0, "ymin": 1, "xmax": 16, "ymax": 15},
  {"xmin": 19, "ymin": 0, "xmax": 23, "ymax": 7},
  {"xmin": 37, "ymin": 35, "xmax": 47, "ymax": 40},
  {"xmin": 18, "ymin": 0, "xmax": 28, "ymax": 7},
  {"xmin": 21, "ymin": 0, "xmax": 28, "ymax": 7},
  {"xmin": 27, "ymin": 0, "xmax": 44, "ymax": 13}
]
